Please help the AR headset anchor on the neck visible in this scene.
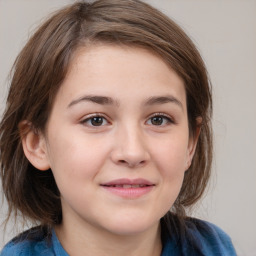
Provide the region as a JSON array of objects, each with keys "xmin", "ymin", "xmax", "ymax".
[{"xmin": 55, "ymin": 219, "xmax": 162, "ymax": 256}]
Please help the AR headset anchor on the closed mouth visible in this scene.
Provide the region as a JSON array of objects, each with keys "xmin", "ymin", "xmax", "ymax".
[
  {"xmin": 102, "ymin": 184, "xmax": 153, "ymax": 188},
  {"xmin": 100, "ymin": 178, "xmax": 155, "ymax": 198},
  {"xmin": 101, "ymin": 178, "xmax": 155, "ymax": 187}
]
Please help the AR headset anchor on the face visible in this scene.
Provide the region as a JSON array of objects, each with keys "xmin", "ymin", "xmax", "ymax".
[{"xmin": 39, "ymin": 45, "xmax": 197, "ymax": 236}]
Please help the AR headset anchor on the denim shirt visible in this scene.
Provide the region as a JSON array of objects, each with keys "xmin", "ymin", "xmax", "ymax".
[{"xmin": 1, "ymin": 219, "xmax": 237, "ymax": 256}]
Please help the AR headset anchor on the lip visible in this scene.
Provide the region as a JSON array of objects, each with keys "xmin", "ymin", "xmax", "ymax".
[
  {"xmin": 102, "ymin": 178, "xmax": 154, "ymax": 186},
  {"xmin": 100, "ymin": 178, "xmax": 155, "ymax": 199}
]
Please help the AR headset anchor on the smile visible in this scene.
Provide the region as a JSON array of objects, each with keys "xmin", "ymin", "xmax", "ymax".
[
  {"xmin": 103, "ymin": 184, "xmax": 150, "ymax": 188},
  {"xmin": 100, "ymin": 179, "xmax": 155, "ymax": 198}
]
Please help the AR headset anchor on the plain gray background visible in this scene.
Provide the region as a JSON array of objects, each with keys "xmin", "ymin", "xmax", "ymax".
[{"xmin": 0, "ymin": 0, "xmax": 256, "ymax": 255}]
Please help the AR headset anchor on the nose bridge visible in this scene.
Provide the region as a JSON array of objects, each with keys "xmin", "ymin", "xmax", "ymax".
[
  {"xmin": 112, "ymin": 121, "xmax": 150, "ymax": 167},
  {"xmin": 123, "ymin": 122, "xmax": 144, "ymax": 151}
]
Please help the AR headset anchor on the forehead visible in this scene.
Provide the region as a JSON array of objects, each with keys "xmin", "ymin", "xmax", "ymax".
[{"xmin": 53, "ymin": 44, "xmax": 186, "ymax": 108}]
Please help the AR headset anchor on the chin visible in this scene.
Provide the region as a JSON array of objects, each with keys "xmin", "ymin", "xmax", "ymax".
[{"xmin": 101, "ymin": 216, "xmax": 160, "ymax": 236}]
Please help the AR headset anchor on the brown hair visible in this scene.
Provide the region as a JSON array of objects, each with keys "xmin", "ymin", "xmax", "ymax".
[{"xmin": 0, "ymin": 0, "xmax": 212, "ymax": 230}]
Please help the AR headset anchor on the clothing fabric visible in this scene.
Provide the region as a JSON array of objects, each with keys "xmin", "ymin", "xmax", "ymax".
[{"xmin": 1, "ymin": 218, "xmax": 237, "ymax": 256}]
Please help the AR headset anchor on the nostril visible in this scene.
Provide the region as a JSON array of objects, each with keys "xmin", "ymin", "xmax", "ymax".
[{"xmin": 117, "ymin": 159, "xmax": 146, "ymax": 167}]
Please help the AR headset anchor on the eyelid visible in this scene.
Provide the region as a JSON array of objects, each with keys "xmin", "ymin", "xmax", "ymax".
[{"xmin": 148, "ymin": 112, "xmax": 175, "ymax": 122}]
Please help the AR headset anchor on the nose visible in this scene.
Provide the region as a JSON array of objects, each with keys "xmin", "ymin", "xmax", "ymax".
[{"xmin": 110, "ymin": 124, "xmax": 150, "ymax": 168}]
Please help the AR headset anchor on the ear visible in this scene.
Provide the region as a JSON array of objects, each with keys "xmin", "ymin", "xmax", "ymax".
[
  {"xmin": 19, "ymin": 121, "xmax": 50, "ymax": 171},
  {"xmin": 186, "ymin": 117, "xmax": 202, "ymax": 170}
]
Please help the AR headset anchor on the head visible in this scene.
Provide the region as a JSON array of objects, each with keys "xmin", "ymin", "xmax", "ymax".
[{"xmin": 0, "ymin": 0, "xmax": 212, "ymax": 229}]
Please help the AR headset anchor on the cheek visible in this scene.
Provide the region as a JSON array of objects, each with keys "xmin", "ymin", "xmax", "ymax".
[
  {"xmin": 46, "ymin": 130, "xmax": 109, "ymax": 184},
  {"xmin": 151, "ymin": 134, "xmax": 189, "ymax": 176},
  {"xmin": 150, "ymin": 134, "xmax": 189, "ymax": 206}
]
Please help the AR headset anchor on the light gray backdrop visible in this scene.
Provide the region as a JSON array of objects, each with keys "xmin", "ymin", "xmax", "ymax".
[{"xmin": 0, "ymin": 0, "xmax": 256, "ymax": 255}]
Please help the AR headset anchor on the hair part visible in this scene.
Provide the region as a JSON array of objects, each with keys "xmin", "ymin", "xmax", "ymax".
[{"xmin": 0, "ymin": 0, "xmax": 212, "ymax": 231}]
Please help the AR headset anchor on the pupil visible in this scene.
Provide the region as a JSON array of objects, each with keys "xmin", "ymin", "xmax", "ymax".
[
  {"xmin": 91, "ymin": 117, "xmax": 103, "ymax": 126},
  {"xmin": 152, "ymin": 116, "xmax": 163, "ymax": 125}
]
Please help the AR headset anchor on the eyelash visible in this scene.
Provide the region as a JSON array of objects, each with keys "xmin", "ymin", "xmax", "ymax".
[
  {"xmin": 80, "ymin": 113, "xmax": 110, "ymax": 127},
  {"xmin": 146, "ymin": 113, "xmax": 175, "ymax": 126},
  {"xmin": 80, "ymin": 113, "xmax": 175, "ymax": 127}
]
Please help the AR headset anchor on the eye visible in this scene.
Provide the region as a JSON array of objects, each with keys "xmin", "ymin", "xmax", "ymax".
[
  {"xmin": 81, "ymin": 115, "xmax": 109, "ymax": 127},
  {"xmin": 146, "ymin": 114, "xmax": 174, "ymax": 126}
]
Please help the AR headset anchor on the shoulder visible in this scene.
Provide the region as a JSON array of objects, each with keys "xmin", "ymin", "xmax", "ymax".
[
  {"xmin": 161, "ymin": 213, "xmax": 237, "ymax": 255},
  {"xmin": 0, "ymin": 227, "xmax": 55, "ymax": 256},
  {"xmin": 183, "ymin": 217, "xmax": 237, "ymax": 255}
]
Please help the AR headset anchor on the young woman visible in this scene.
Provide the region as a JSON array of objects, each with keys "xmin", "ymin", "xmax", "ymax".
[{"xmin": 0, "ymin": 0, "xmax": 236, "ymax": 255}]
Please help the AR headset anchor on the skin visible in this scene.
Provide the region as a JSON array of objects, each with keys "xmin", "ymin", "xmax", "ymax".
[{"xmin": 22, "ymin": 45, "xmax": 199, "ymax": 256}]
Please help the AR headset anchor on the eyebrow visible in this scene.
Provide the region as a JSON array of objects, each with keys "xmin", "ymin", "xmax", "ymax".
[
  {"xmin": 68, "ymin": 95, "xmax": 118, "ymax": 108},
  {"xmin": 144, "ymin": 95, "xmax": 183, "ymax": 110},
  {"xmin": 68, "ymin": 94, "xmax": 183, "ymax": 110}
]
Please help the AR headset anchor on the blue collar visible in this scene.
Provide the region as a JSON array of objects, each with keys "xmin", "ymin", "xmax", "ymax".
[{"xmin": 51, "ymin": 228, "xmax": 176, "ymax": 256}]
